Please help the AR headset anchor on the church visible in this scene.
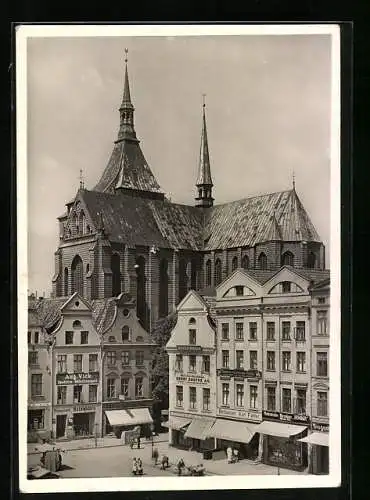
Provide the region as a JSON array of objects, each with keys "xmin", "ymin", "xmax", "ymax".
[{"xmin": 51, "ymin": 53, "xmax": 326, "ymax": 332}]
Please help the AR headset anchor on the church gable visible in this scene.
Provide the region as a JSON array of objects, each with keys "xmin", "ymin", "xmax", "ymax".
[
  {"xmin": 60, "ymin": 292, "xmax": 92, "ymax": 313},
  {"xmin": 263, "ymin": 266, "xmax": 311, "ymax": 295},
  {"xmin": 216, "ymin": 269, "xmax": 262, "ymax": 299},
  {"xmin": 63, "ymin": 192, "xmax": 96, "ymax": 240}
]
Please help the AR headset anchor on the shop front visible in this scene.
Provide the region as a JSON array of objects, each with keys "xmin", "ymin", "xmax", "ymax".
[
  {"xmin": 207, "ymin": 418, "xmax": 260, "ymax": 460},
  {"xmin": 73, "ymin": 404, "xmax": 98, "ymax": 437},
  {"xmin": 299, "ymin": 425, "xmax": 329, "ymax": 475},
  {"xmin": 27, "ymin": 403, "xmax": 52, "ymax": 442},
  {"xmin": 256, "ymin": 411, "xmax": 309, "ymax": 471},
  {"xmin": 183, "ymin": 416, "xmax": 215, "ymax": 452},
  {"xmin": 163, "ymin": 415, "xmax": 192, "ymax": 448},
  {"xmin": 104, "ymin": 407, "xmax": 153, "ymax": 440}
]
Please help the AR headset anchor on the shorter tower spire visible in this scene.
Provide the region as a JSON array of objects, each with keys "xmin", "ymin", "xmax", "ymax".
[
  {"xmin": 117, "ymin": 48, "xmax": 137, "ymax": 142},
  {"xmin": 195, "ymin": 95, "xmax": 214, "ymax": 208}
]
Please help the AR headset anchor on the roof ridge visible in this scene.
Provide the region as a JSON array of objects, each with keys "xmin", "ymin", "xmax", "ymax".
[{"xmin": 211, "ymin": 189, "xmax": 292, "ymax": 209}]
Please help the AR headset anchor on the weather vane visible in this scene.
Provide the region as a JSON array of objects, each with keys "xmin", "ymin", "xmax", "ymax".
[
  {"xmin": 202, "ymin": 93, "xmax": 206, "ymax": 108},
  {"xmin": 292, "ymin": 170, "xmax": 296, "ymax": 190},
  {"xmin": 124, "ymin": 48, "xmax": 128, "ymax": 63},
  {"xmin": 79, "ymin": 169, "xmax": 84, "ymax": 189}
]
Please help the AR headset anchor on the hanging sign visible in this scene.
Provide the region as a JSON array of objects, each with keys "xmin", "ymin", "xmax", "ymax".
[{"xmin": 56, "ymin": 372, "xmax": 99, "ymax": 385}]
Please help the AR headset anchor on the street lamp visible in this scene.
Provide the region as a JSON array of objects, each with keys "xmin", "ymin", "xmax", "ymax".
[{"xmin": 95, "ymin": 422, "xmax": 98, "ymax": 448}]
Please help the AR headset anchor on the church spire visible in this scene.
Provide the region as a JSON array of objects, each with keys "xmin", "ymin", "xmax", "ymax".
[
  {"xmin": 117, "ymin": 49, "xmax": 138, "ymax": 142},
  {"xmin": 195, "ymin": 95, "xmax": 214, "ymax": 208}
]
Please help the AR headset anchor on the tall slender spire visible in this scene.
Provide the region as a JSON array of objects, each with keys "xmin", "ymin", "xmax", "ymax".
[
  {"xmin": 195, "ymin": 95, "xmax": 214, "ymax": 208},
  {"xmin": 117, "ymin": 48, "xmax": 137, "ymax": 142}
]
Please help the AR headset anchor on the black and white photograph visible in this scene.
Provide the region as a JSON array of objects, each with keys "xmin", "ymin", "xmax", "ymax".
[{"xmin": 17, "ymin": 24, "xmax": 341, "ymax": 492}]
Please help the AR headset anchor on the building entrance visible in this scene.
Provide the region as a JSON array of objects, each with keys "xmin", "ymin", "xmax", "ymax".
[
  {"xmin": 56, "ymin": 415, "xmax": 66, "ymax": 438},
  {"xmin": 74, "ymin": 412, "xmax": 94, "ymax": 437}
]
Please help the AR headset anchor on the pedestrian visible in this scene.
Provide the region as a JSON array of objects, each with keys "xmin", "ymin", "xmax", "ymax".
[
  {"xmin": 177, "ymin": 458, "xmax": 185, "ymax": 476},
  {"xmin": 137, "ymin": 458, "xmax": 143, "ymax": 475},
  {"xmin": 137, "ymin": 436, "xmax": 141, "ymax": 449},
  {"xmin": 233, "ymin": 448, "xmax": 239, "ymax": 463},
  {"xmin": 132, "ymin": 457, "xmax": 137, "ymax": 475},
  {"xmin": 152, "ymin": 447, "xmax": 159, "ymax": 465},
  {"xmin": 130, "ymin": 437, "xmax": 134, "ymax": 449},
  {"xmin": 161, "ymin": 455, "xmax": 169, "ymax": 470},
  {"xmin": 227, "ymin": 446, "xmax": 233, "ymax": 464}
]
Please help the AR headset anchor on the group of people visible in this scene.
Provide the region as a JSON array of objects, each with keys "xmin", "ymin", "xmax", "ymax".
[
  {"xmin": 227, "ymin": 446, "xmax": 240, "ymax": 464},
  {"xmin": 131, "ymin": 457, "xmax": 143, "ymax": 475},
  {"xmin": 152, "ymin": 448, "xmax": 170, "ymax": 470}
]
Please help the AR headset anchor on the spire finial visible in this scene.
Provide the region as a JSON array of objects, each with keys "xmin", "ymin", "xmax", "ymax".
[
  {"xmin": 202, "ymin": 93, "xmax": 206, "ymax": 109},
  {"xmin": 124, "ymin": 48, "xmax": 128, "ymax": 64},
  {"xmin": 79, "ymin": 169, "xmax": 84, "ymax": 189},
  {"xmin": 292, "ymin": 170, "xmax": 296, "ymax": 190}
]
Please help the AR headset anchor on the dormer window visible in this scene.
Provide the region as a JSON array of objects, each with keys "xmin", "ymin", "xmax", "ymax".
[
  {"xmin": 189, "ymin": 329, "xmax": 196, "ymax": 345},
  {"xmin": 235, "ymin": 286, "xmax": 244, "ymax": 296},
  {"xmin": 109, "ymin": 336, "xmax": 116, "ymax": 343},
  {"xmin": 282, "ymin": 281, "xmax": 291, "ymax": 293},
  {"xmin": 122, "ymin": 326, "xmax": 130, "ymax": 342},
  {"xmin": 189, "ymin": 317, "xmax": 196, "ymax": 325},
  {"xmin": 73, "ymin": 320, "xmax": 82, "ymax": 329}
]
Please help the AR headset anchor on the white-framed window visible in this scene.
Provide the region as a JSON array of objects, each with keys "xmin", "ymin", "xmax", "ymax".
[
  {"xmin": 236, "ymin": 350, "xmax": 244, "ymax": 369},
  {"xmin": 135, "ymin": 377, "xmax": 144, "ymax": 398},
  {"xmin": 249, "ymin": 322, "xmax": 257, "ymax": 340},
  {"xmin": 221, "ymin": 323, "xmax": 229, "ymax": 340},
  {"xmin": 317, "ymin": 352, "xmax": 328, "ymax": 376},
  {"xmin": 189, "ymin": 386, "xmax": 197, "ymax": 409},
  {"xmin": 222, "ymin": 350, "xmax": 229, "ymax": 368},
  {"xmin": 89, "ymin": 385, "xmax": 97, "ymax": 402},
  {"xmin": 236, "ymin": 384, "xmax": 244, "ymax": 407},
  {"xmin": 73, "ymin": 354, "xmax": 82, "ymax": 372},
  {"xmin": 73, "ymin": 385, "xmax": 83, "ymax": 403},
  {"xmin": 28, "ymin": 351, "xmax": 38, "ymax": 366},
  {"xmin": 282, "ymin": 321, "xmax": 291, "ymax": 340},
  {"xmin": 317, "ymin": 311, "xmax": 328, "ymax": 335},
  {"xmin": 295, "ymin": 321, "xmax": 306, "ymax": 341},
  {"xmin": 235, "ymin": 322, "xmax": 244, "ymax": 340},
  {"xmin": 296, "ymin": 352, "xmax": 306, "ymax": 373},
  {"xmin": 282, "ymin": 351, "xmax": 291, "ymax": 371},
  {"xmin": 267, "ymin": 351, "xmax": 275, "ymax": 370},
  {"xmin": 121, "ymin": 377, "xmax": 129, "ymax": 398},
  {"xmin": 176, "ymin": 385, "xmax": 183, "ymax": 407},
  {"xmin": 202, "ymin": 355, "xmax": 210, "ymax": 373},
  {"xmin": 296, "ymin": 389, "xmax": 307, "ymax": 415},
  {"xmin": 189, "ymin": 355, "xmax": 196, "ymax": 372},
  {"xmin": 31, "ymin": 374, "xmax": 42, "ymax": 397},
  {"xmin": 89, "ymin": 353, "xmax": 98, "ymax": 372},
  {"xmin": 250, "ymin": 351, "xmax": 257, "ymax": 369},
  {"xmin": 57, "ymin": 354, "xmax": 67, "ymax": 373},
  {"xmin": 267, "ymin": 386, "xmax": 276, "ymax": 411},
  {"xmin": 175, "ymin": 354, "xmax": 183, "ymax": 371},
  {"xmin": 135, "ymin": 351, "xmax": 144, "ymax": 366},
  {"xmin": 107, "ymin": 378, "xmax": 116, "ymax": 399},
  {"xmin": 57, "ymin": 386, "xmax": 67, "ymax": 404},
  {"xmin": 250, "ymin": 385, "xmax": 258, "ymax": 409},
  {"xmin": 282, "ymin": 388, "xmax": 291, "ymax": 413},
  {"xmin": 203, "ymin": 388, "xmax": 210, "ymax": 411},
  {"xmin": 122, "ymin": 351, "xmax": 130, "ymax": 366},
  {"xmin": 317, "ymin": 391, "xmax": 328, "ymax": 416},
  {"xmin": 222, "ymin": 383, "xmax": 230, "ymax": 406},
  {"xmin": 267, "ymin": 322, "xmax": 275, "ymax": 340}
]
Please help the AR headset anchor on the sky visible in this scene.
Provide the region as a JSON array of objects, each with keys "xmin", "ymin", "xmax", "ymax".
[{"xmin": 26, "ymin": 33, "xmax": 332, "ymax": 296}]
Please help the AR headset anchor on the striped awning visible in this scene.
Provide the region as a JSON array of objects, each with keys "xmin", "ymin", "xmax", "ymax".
[
  {"xmin": 105, "ymin": 408, "xmax": 153, "ymax": 427},
  {"xmin": 162, "ymin": 416, "xmax": 192, "ymax": 430},
  {"xmin": 184, "ymin": 417, "xmax": 215, "ymax": 440},
  {"xmin": 299, "ymin": 432, "xmax": 329, "ymax": 447},
  {"xmin": 255, "ymin": 420, "xmax": 307, "ymax": 438},
  {"xmin": 207, "ymin": 419, "xmax": 258, "ymax": 444}
]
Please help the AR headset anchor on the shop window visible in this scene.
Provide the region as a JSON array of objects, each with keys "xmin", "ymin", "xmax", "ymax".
[
  {"xmin": 189, "ymin": 355, "xmax": 196, "ymax": 372},
  {"xmin": 202, "ymin": 355, "xmax": 210, "ymax": 373},
  {"xmin": 122, "ymin": 351, "xmax": 130, "ymax": 366},
  {"xmin": 295, "ymin": 389, "xmax": 306, "ymax": 415},
  {"xmin": 249, "ymin": 322, "xmax": 257, "ymax": 340},
  {"xmin": 281, "ymin": 251, "xmax": 294, "ymax": 267},
  {"xmin": 214, "ymin": 259, "xmax": 222, "ymax": 286},
  {"xmin": 73, "ymin": 385, "xmax": 83, "ymax": 403},
  {"xmin": 282, "ymin": 321, "xmax": 291, "ymax": 340},
  {"xmin": 28, "ymin": 410, "xmax": 44, "ymax": 431},
  {"xmin": 282, "ymin": 351, "xmax": 291, "ymax": 372},
  {"xmin": 236, "ymin": 350, "xmax": 244, "ymax": 369},
  {"xmin": 74, "ymin": 354, "xmax": 82, "ymax": 372},
  {"xmin": 34, "ymin": 331, "xmax": 39, "ymax": 344},
  {"xmin": 89, "ymin": 354, "xmax": 98, "ymax": 372},
  {"xmin": 81, "ymin": 331, "xmax": 89, "ymax": 344},
  {"xmin": 135, "ymin": 351, "xmax": 144, "ymax": 366},
  {"xmin": 267, "ymin": 387, "xmax": 276, "ymax": 411},
  {"xmin": 64, "ymin": 268, "xmax": 69, "ymax": 296},
  {"xmin": 241, "ymin": 255, "xmax": 249, "ymax": 270},
  {"xmin": 176, "ymin": 386, "xmax": 183, "ymax": 407},
  {"xmin": 189, "ymin": 386, "xmax": 197, "ymax": 409},
  {"xmin": 89, "ymin": 385, "xmax": 97, "ymax": 403},
  {"xmin": 57, "ymin": 354, "xmax": 67, "ymax": 373},
  {"xmin": 235, "ymin": 322, "xmax": 244, "ymax": 340},
  {"xmin": 236, "ymin": 384, "xmax": 244, "ymax": 407},
  {"xmin": 250, "ymin": 385, "xmax": 258, "ymax": 409},
  {"xmin": 307, "ymin": 252, "xmax": 316, "ymax": 269},
  {"xmin": 107, "ymin": 351, "xmax": 116, "ymax": 366},
  {"xmin": 73, "ymin": 320, "xmax": 81, "ymax": 329},
  {"xmin": 135, "ymin": 377, "xmax": 144, "ymax": 398},
  {"xmin": 222, "ymin": 383, "xmax": 230, "ymax": 406},
  {"xmin": 222, "ymin": 350, "xmax": 229, "ymax": 368},
  {"xmin": 122, "ymin": 325, "xmax": 130, "ymax": 342},
  {"xmin": 111, "ymin": 253, "xmax": 121, "ymax": 297},
  {"xmin": 179, "ymin": 259, "xmax": 188, "ymax": 301},
  {"xmin": 175, "ymin": 354, "xmax": 183, "ymax": 372},
  {"xmin": 296, "ymin": 352, "xmax": 306, "ymax": 373},
  {"xmin": 267, "ymin": 322, "xmax": 275, "ymax": 340},
  {"xmin": 295, "ymin": 321, "xmax": 306, "ymax": 341},
  {"xmin": 231, "ymin": 256, "xmax": 238, "ymax": 272},
  {"xmin": 317, "ymin": 352, "xmax": 328, "ymax": 376},
  {"xmin": 189, "ymin": 329, "xmax": 196, "ymax": 345},
  {"xmin": 221, "ymin": 323, "xmax": 229, "ymax": 341},
  {"xmin": 28, "ymin": 331, "xmax": 31, "ymax": 344},
  {"xmin": 267, "ymin": 351, "xmax": 275, "ymax": 371},
  {"xmin": 317, "ymin": 310, "xmax": 328, "ymax": 335},
  {"xmin": 203, "ymin": 388, "xmax": 210, "ymax": 411},
  {"xmin": 28, "ymin": 351, "xmax": 38, "ymax": 366},
  {"xmin": 159, "ymin": 258, "xmax": 169, "ymax": 318},
  {"xmin": 65, "ymin": 331, "xmax": 74, "ymax": 345},
  {"xmin": 107, "ymin": 378, "xmax": 116, "ymax": 399},
  {"xmin": 282, "ymin": 388, "xmax": 291, "ymax": 413},
  {"xmin": 31, "ymin": 374, "xmax": 42, "ymax": 397},
  {"xmin": 258, "ymin": 252, "xmax": 267, "ymax": 270},
  {"xmin": 71, "ymin": 255, "xmax": 84, "ymax": 295},
  {"xmin": 57, "ymin": 386, "xmax": 67, "ymax": 405},
  {"xmin": 121, "ymin": 377, "xmax": 129, "ymax": 398},
  {"xmin": 250, "ymin": 351, "xmax": 258, "ymax": 370},
  {"xmin": 205, "ymin": 259, "xmax": 212, "ymax": 287},
  {"xmin": 317, "ymin": 391, "xmax": 328, "ymax": 417}
]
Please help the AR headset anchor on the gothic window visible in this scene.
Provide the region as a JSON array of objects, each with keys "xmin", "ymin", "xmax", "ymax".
[
  {"xmin": 64, "ymin": 267, "xmax": 68, "ymax": 296},
  {"xmin": 159, "ymin": 258, "xmax": 169, "ymax": 318},
  {"xmin": 86, "ymin": 263, "xmax": 90, "ymax": 274},
  {"xmin": 179, "ymin": 259, "xmax": 188, "ymax": 302},
  {"xmin": 111, "ymin": 253, "xmax": 121, "ymax": 297},
  {"xmin": 191, "ymin": 258, "xmax": 197, "ymax": 290},
  {"xmin": 205, "ymin": 259, "xmax": 212, "ymax": 287},
  {"xmin": 307, "ymin": 252, "xmax": 316, "ymax": 269},
  {"xmin": 78, "ymin": 211, "xmax": 85, "ymax": 234},
  {"xmin": 281, "ymin": 251, "xmax": 294, "ymax": 267},
  {"xmin": 241, "ymin": 255, "xmax": 249, "ymax": 270},
  {"xmin": 135, "ymin": 256, "xmax": 146, "ymax": 327},
  {"xmin": 258, "ymin": 252, "xmax": 267, "ymax": 270},
  {"xmin": 71, "ymin": 255, "xmax": 84, "ymax": 295},
  {"xmin": 231, "ymin": 256, "xmax": 238, "ymax": 272},
  {"xmin": 73, "ymin": 213, "xmax": 79, "ymax": 235},
  {"xmin": 214, "ymin": 258, "xmax": 222, "ymax": 286}
]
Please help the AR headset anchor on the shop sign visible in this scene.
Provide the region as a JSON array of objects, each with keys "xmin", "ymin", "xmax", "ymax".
[
  {"xmin": 312, "ymin": 422, "xmax": 329, "ymax": 433},
  {"xmin": 262, "ymin": 410, "xmax": 310, "ymax": 425},
  {"xmin": 216, "ymin": 368, "xmax": 262, "ymax": 379},
  {"xmin": 177, "ymin": 345, "xmax": 203, "ymax": 353},
  {"xmin": 56, "ymin": 372, "xmax": 99, "ymax": 385},
  {"xmin": 74, "ymin": 404, "xmax": 96, "ymax": 413},
  {"xmin": 217, "ymin": 407, "xmax": 262, "ymax": 422},
  {"xmin": 175, "ymin": 374, "xmax": 209, "ymax": 385},
  {"xmin": 28, "ymin": 402, "xmax": 51, "ymax": 408}
]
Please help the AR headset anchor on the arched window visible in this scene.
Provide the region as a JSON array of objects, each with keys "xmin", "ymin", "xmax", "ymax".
[
  {"xmin": 241, "ymin": 255, "xmax": 249, "ymax": 270},
  {"xmin": 135, "ymin": 256, "xmax": 146, "ymax": 327},
  {"xmin": 159, "ymin": 259, "xmax": 169, "ymax": 318},
  {"xmin": 73, "ymin": 320, "xmax": 81, "ymax": 329},
  {"xmin": 281, "ymin": 251, "xmax": 294, "ymax": 267},
  {"xmin": 74, "ymin": 213, "xmax": 79, "ymax": 235},
  {"xmin": 179, "ymin": 259, "xmax": 188, "ymax": 302},
  {"xmin": 86, "ymin": 263, "xmax": 90, "ymax": 274},
  {"xmin": 64, "ymin": 267, "xmax": 69, "ymax": 296},
  {"xmin": 214, "ymin": 258, "xmax": 222, "ymax": 286},
  {"xmin": 231, "ymin": 256, "xmax": 238, "ymax": 272},
  {"xmin": 189, "ymin": 317, "xmax": 196, "ymax": 325},
  {"xmin": 307, "ymin": 252, "xmax": 316, "ymax": 269},
  {"xmin": 78, "ymin": 211, "xmax": 85, "ymax": 234},
  {"xmin": 111, "ymin": 253, "xmax": 121, "ymax": 297},
  {"xmin": 71, "ymin": 255, "xmax": 84, "ymax": 295},
  {"xmin": 205, "ymin": 259, "xmax": 212, "ymax": 287},
  {"xmin": 191, "ymin": 258, "xmax": 197, "ymax": 290},
  {"xmin": 122, "ymin": 326, "xmax": 130, "ymax": 342},
  {"xmin": 258, "ymin": 252, "xmax": 267, "ymax": 270}
]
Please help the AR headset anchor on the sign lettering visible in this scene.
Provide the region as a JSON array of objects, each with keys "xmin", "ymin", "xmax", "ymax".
[
  {"xmin": 312, "ymin": 422, "xmax": 329, "ymax": 433},
  {"xmin": 74, "ymin": 404, "xmax": 96, "ymax": 413},
  {"xmin": 177, "ymin": 345, "xmax": 203, "ymax": 353},
  {"xmin": 262, "ymin": 410, "xmax": 310, "ymax": 425},
  {"xmin": 216, "ymin": 368, "xmax": 262, "ymax": 379},
  {"xmin": 175, "ymin": 374, "xmax": 209, "ymax": 385},
  {"xmin": 56, "ymin": 372, "xmax": 99, "ymax": 385},
  {"xmin": 217, "ymin": 407, "xmax": 262, "ymax": 422}
]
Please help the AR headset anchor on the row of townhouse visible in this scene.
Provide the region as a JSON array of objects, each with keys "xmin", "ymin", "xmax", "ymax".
[
  {"xmin": 166, "ymin": 266, "xmax": 330, "ymax": 474},
  {"xmin": 27, "ymin": 292, "xmax": 156, "ymax": 443}
]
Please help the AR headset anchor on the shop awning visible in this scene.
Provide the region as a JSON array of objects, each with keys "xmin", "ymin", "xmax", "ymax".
[
  {"xmin": 206, "ymin": 419, "xmax": 259, "ymax": 444},
  {"xmin": 162, "ymin": 416, "xmax": 192, "ymax": 430},
  {"xmin": 255, "ymin": 421, "xmax": 307, "ymax": 438},
  {"xmin": 105, "ymin": 408, "xmax": 153, "ymax": 427},
  {"xmin": 299, "ymin": 432, "xmax": 329, "ymax": 447},
  {"xmin": 184, "ymin": 417, "xmax": 215, "ymax": 440}
]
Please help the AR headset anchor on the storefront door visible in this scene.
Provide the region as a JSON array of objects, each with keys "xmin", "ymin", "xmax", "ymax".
[
  {"xmin": 318, "ymin": 445, "xmax": 329, "ymax": 474},
  {"xmin": 56, "ymin": 415, "xmax": 66, "ymax": 438},
  {"xmin": 74, "ymin": 413, "xmax": 92, "ymax": 437}
]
